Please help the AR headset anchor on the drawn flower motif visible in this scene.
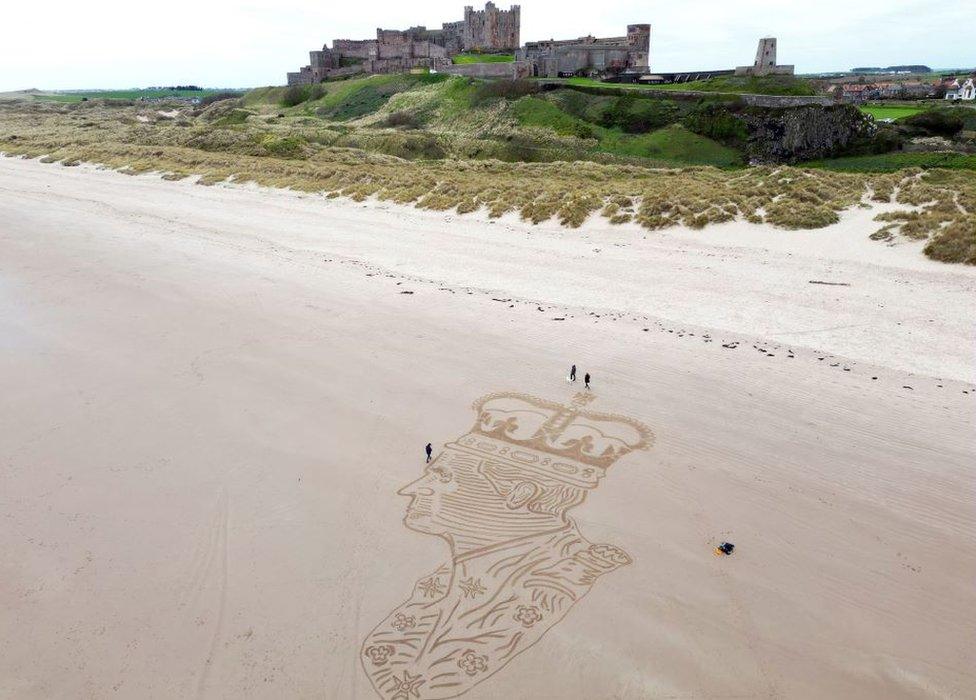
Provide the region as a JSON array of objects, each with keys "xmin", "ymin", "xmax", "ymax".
[
  {"xmin": 364, "ymin": 644, "xmax": 394, "ymax": 666},
  {"xmin": 589, "ymin": 544, "xmax": 631, "ymax": 566},
  {"xmin": 457, "ymin": 649, "xmax": 488, "ymax": 676},
  {"xmin": 391, "ymin": 613, "xmax": 416, "ymax": 632},
  {"xmin": 418, "ymin": 576, "xmax": 445, "ymax": 598},
  {"xmin": 390, "ymin": 670, "xmax": 425, "ymax": 699},
  {"xmin": 459, "ymin": 577, "xmax": 486, "ymax": 598},
  {"xmin": 514, "ymin": 604, "xmax": 542, "ymax": 628}
]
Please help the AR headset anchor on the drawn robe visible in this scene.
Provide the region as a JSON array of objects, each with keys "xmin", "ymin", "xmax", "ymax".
[{"xmin": 360, "ymin": 521, "xmax": 631, "ymax": 699}]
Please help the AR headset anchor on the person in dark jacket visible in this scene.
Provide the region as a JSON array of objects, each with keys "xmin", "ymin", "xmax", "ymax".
[
  {"xmin": 425, "ymin": 443, "xmax": 433, "ymax": 463},
  {"xmin": 569, "ymin": 364, "xmax": 577, "ymax": 382},
  {"xmin": 584, "ymin": 372, "xmax": 591, "ymax": 389}
]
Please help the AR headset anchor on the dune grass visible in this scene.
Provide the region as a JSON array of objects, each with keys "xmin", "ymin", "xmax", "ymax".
[{"xmin": 0, "ymin": 90, "xmax": 972, "ymax": 264}]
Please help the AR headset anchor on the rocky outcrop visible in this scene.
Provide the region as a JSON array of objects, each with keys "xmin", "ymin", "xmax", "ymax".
[{"xmin": 743, "ymin": 105, "xmax": 874, "ymax": 163}]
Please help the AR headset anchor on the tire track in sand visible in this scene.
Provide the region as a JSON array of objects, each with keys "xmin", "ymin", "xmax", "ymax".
[{"xmin": 194, "ymin": 488, "xmax": 229, "ymax": 699}]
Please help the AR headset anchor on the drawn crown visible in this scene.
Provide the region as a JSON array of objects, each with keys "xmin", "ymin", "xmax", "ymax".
[{"xmin": 449, "ymin": 391, "xmax": 653, "ymax": 489}]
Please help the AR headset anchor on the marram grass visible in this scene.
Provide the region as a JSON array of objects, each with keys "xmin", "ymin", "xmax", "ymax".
[{"xmin": 1, "ymin": 98, "xmax": 973, "ymax": 264}]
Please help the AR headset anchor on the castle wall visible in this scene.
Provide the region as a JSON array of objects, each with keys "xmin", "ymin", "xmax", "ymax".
[
  {"xmin": 286, "ymin": 66, "xmax": 314, "ymax": 86},
  {"xmin": 519, "ymin": 24, "xmax": 650, "ymax": 78},
  {"xmin": 375, "ymin": 40, "xmax": 448, "ymax": 61},
  {"xmin": 333, "ymin": 39, "xmax": 375, "ymax": 60},
  {"xmin": 437, "ymin": 60, "xmax": 533, "ymax": 79},
  {"xmin": 440, "ymin": 20, "xmax": 466, "ymax": 54}
]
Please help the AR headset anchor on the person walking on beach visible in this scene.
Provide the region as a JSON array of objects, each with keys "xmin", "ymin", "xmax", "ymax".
[
  {"xmin": 584, "ymin": 372, "xmax": 591, "ymax": 390},
  {"xmin": 569, "ymin": 364, "xmax": 577, "ymax": 382},
  {"xmin": 425, "ymin": 443, "xmax": 433, "ymax": 463}
]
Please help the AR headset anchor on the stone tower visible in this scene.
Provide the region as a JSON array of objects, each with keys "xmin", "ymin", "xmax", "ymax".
[
  {"xmin": 753, "ymin": 37, "xmax": 777, "ymax": 72},
  {"xmin": 735, "ymin": 37, "xmax": 793, "ymax": 77},
  {"xmin": 462, "ymin": 2, "xmax": 520, "ymax": 52},
  {"xmin": 626, "ymin": 24, "xmax": 651, "ymax": 71}
]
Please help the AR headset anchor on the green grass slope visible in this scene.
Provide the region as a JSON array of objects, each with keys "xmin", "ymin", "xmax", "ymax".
[
  {"xmin": 859, "ymin": 105, "xmax": 926, "ymax": 121},
  {"xmin": 551, "ymin": 75, "xmax": 817, "ymax": 96},
  {"xmin": 511, "ymin": 96, "xmax": 740, "ymax": 166},
  {"xmin": 453, "ymin": 54, "xmax": 514, "ymax": 64}
]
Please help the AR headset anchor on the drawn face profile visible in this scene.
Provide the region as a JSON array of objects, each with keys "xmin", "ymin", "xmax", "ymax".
[
  {"xmin": 362, "ymin": 391, "xmax": 653, "ymax": 700},
  {"xmin": 398, "ymin": 453, "xmax": 560, "ymax": 542}
]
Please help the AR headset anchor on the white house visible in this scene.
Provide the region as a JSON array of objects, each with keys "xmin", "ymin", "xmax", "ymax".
[{"xmin": 945, "ymin": 78, "xmax": 975, "ymax": 101}]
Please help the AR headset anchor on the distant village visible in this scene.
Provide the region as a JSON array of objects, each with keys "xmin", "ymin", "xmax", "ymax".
[{"xmin": 819, "ymin": 71, "xmax": 976, "ymax": 104}]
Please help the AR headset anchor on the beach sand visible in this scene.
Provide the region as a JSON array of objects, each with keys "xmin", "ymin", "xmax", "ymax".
[{"xmin": 1, "ymin": 156, "xmax": 974, "ymax": 699}]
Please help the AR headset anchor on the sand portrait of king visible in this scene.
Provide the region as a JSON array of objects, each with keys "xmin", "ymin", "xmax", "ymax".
[{"xmin": 361, "ymin": 391, "xmax": 653, "ymax": 699}]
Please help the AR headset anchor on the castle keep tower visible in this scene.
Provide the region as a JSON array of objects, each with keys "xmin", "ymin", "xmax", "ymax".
[{"xmin": 462, "ymin": 3, "xmax": 520, "ymax": 52}]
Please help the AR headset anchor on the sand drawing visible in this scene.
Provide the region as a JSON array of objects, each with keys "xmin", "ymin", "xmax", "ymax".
[{"xmin": 361, "ymin": 391, "xmax": 653, "ymax": 699}]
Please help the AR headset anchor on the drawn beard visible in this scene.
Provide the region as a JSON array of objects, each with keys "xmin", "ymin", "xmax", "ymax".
[{"xmin": 404, "ymin": 498, "xmax": 433, "ymax": 529}]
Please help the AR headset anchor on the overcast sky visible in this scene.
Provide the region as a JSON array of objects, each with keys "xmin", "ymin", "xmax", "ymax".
[{"xmin": 2, "ymin": 0, "xmax": 973, "ymax": 91}]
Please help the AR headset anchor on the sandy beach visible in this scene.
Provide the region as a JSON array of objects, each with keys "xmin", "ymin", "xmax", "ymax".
[{"xmin": 1, "ymin": 155, "xmax": 974, "ymax": 699}]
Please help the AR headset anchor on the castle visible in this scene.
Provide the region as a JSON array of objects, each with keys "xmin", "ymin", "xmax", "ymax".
[
  {"xmin": 288, "ymin": 3, "xmax": 521, "ymax": 85},
  {"xmin": 287, "ymin": 3, "xmax": 650, "ymax": 85}
]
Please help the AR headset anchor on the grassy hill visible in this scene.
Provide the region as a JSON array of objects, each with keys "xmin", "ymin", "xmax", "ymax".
[{"xmin": 238, "ymin": 74, "xmax": 744, "ymax": 168}]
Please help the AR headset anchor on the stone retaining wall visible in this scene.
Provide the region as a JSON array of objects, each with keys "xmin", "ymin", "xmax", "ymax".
[{"xmin": 438, "ymin": 60, "xmax": 533, "ymax": 79}]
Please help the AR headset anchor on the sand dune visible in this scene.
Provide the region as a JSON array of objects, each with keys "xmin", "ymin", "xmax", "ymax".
[{"xmin": 1, "ymin": 156, "xmax": 974, "ymax": 699}]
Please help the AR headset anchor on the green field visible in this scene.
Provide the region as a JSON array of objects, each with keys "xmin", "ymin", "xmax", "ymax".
[
  {"xmin": 32, "ymin": 88, "xmax": 237, "ymax": 103},
  {"xmin": 546, "ymin": 75, "xmax": 817, "ymax": 97},
  {"xmin": 452, "ymin": 54, "xmax": 514, "ymax": 64},
  {"xmin": 807, "ymin": 151, "xmax": 976, "ymax": 172},
  {"xmin": 858, "ymin": 105, "xmax": 926, "ymax": 120}
]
